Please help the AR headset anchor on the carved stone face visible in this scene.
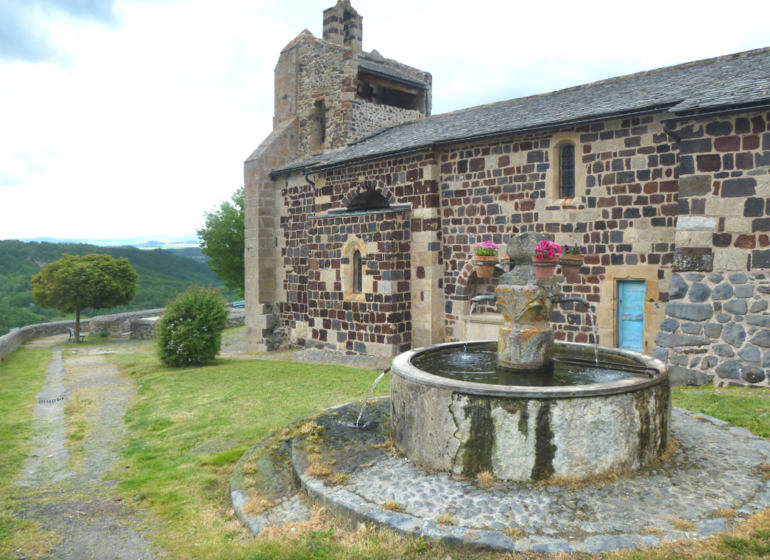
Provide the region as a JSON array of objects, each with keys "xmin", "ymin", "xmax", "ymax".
[{"xmin": 495, "ymin": 285, "xmax": 553, "ymax": 326}]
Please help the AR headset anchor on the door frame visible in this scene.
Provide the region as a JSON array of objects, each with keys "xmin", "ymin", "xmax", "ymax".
[
  {"xmin": 596, "ymin": 265, "xmax": 664, "ymax": 353},
  {"xmin": 617, "ymin": 279, "xmax": 647, "ymax": 352}
]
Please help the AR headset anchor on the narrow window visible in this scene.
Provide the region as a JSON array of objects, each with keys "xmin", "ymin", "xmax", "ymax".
[
  {"xmin": 559, "ymin": 143, "xmax": 575, "ymax": 198},
  {"xmin": 353, "ymin": 250, "xmax": 363, "ymax": 293},
  {"xmin": 311, "ymin": 99, "xmax": 326, "ymax": 147}
]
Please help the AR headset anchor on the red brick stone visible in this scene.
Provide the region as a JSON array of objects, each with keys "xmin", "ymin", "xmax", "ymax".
[
  {"xmin": 715, "ymin": 136, "xmax": 741, "ymax": 152},
  {"xmin": 734, "ymin": 234, "xmax": 756, "ymax": 249}
]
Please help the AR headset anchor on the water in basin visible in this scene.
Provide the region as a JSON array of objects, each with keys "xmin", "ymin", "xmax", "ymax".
[{"xmin": 412, "ymin": 342, "xmax": 642, "ymax": 387}]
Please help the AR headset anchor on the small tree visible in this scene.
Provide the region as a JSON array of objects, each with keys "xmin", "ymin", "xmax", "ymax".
[
  {"xmin": 197, "ymin": 187, "xmax": 245, "ymax": 298},
  {"xmin": 157, "ymin": 285, "xmax": 228, "ymax": 367},
  {"xmin": 31, "ymin": 253, "xmax": 138, "ymax": 342}
]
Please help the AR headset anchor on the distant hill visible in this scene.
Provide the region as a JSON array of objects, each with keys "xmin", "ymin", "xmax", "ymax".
[
  {"xmin": 0, "ymin": 240, "xmax": 237, "ymax": 336},
  {"xmin": 14, "ymin": 234, "xmax": 201, "ymax": 247}
]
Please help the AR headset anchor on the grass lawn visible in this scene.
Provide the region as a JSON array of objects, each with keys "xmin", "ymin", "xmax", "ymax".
[
  {"xmin": 0, "ymin": 347, "xmax": 63, "ymax": 559},
  {"xmin": 2, "ymin": 336, "xmax": 770, "ymax": 559}
]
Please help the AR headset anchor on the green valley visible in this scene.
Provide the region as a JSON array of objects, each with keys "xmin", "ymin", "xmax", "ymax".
[{"xmin": 0, "ymin": 240, "xmax": 238, "ymax": 335}]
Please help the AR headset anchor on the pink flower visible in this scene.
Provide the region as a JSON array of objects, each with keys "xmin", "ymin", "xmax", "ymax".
[
  {"xmin": 547, "ymin": 249, "xmax": 555, "ymax": 259},
  {"xmin": 536, "ymin": 252, "xmax": 543, "ymax": 260}
]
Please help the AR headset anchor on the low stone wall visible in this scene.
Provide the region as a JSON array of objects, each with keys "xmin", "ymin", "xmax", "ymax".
[
  {"xmin": 89, "ymin": 309, "xmax": 166, "ymax": 337},
  {"xmin": 0, "ymin": 307, "xmax": 246, "ymax": 364},
  {"xmin": 654, "ymin": 271, "xmax": 770, "ymax": 387},
  {"xmin": 0, "ymin": 318, "xmax": 93, "ymax": 363}
]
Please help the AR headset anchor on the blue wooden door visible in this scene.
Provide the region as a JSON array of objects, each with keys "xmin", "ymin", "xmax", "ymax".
[{"xmin": 618, "ymin": 281, "xmax": 646, "ymax": 352}]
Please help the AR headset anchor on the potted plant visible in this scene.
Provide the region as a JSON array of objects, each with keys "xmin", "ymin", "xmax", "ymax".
[
  {"xmin": 532, "ymin": 240, "xmax": 562, "ymax": 281},
  {"xmin": 561, "ymin": 244, "xmax": 587, "ymax": 275},
  {"xmin": 473, "ymin": 240, "xmax": 500, "ymax": 279}
]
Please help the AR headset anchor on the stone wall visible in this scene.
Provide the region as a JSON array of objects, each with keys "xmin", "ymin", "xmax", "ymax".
[
  {"xmin": 439, "ymin": 114, "xmax": 677, "ymax": 353},
  {"xmin": 275, "ymin": 153, "xmax": 444, "ymax": 353},
  {"xmin": 654, "ymin": 110, "xmax": 770, "ymax": 385},
  {"xmin": 348, "ymin": 100, "xmax": 422, "ymax": 142},
  {"xmin": 0, "ymin": 308, "xmax": 246, "ymax": 364},
  {"xmin": 655, "ymin": 271, "xmax": 770, "ymax": 387},
  {"xmin": 302, "ymin": 209, "xmax": 412, "ymax": 357},
  {"xmin": 89, "ymin": 309, "xmax": 165, "ymax": 336}
]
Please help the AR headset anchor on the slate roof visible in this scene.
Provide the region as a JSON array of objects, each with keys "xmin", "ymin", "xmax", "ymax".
[
  {"xmin": 358, "ymin": 59, "xmax": 429, "ymax": 89},
  {"xmin": 272, "ymin": 47, "xmax": 770, "ymax": 176}
]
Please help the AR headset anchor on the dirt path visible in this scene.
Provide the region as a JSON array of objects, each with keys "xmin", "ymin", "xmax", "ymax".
[{"xmin": 14, "ymin": 338, "xmax": 161, "ymax": 560}]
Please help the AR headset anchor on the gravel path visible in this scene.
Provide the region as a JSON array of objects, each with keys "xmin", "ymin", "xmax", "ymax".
[{"xmin": 13, "ymin": 338, "xmax": 161, "ymax": 560}]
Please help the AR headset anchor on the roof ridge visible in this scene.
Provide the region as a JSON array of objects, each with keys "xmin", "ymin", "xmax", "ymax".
[{"xmin": 428, "ymin": 46, "xmax": 770, "ymax": 120}]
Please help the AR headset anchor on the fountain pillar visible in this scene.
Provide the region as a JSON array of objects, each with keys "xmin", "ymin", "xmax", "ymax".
[{"xmin": 495, "ymin": 233, "xmax": 559, "ymax": 371}]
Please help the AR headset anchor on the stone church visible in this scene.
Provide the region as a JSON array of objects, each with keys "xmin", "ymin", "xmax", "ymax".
[{"xmin": 244, "ymin": 0, "xmax": 770, "ymax": 387}]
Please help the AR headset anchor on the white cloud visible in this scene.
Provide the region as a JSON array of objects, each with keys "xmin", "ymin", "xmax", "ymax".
[{"xmin": 0, "ymin": 0, "xmax": 769, "ymax": 239}]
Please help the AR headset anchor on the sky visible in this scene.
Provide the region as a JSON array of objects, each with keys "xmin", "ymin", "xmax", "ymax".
[{"xmin": 1, "ymin": 0, "xmax": 769, "ymax": 241}]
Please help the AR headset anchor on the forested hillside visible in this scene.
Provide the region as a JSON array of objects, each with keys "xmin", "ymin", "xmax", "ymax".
[{"xmin": 0, "ymin": 240, "xmax": 238, "ymax": 335}]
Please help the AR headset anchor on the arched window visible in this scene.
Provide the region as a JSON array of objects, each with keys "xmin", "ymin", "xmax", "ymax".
[
  {"xmin": 559, "ymin": 143, "xmax": 575, "ymax": 199},
  {"xmin": 353, "ymin": 250, "xmax": 363, "ymax": 294}
]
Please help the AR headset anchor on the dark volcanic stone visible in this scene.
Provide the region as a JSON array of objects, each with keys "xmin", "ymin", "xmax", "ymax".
[
  {"xmin": 655, "ymin": 332, "xmax": 710, "ymax": 348},
  {"xmin": 722, "ymin": 323, "xmax": 747, "ymax": 347},
  {"xmin": 750, "ymin": 300, "xmax": 769, "ymax": 313},
  {"xmin": 753, "ymin": 250, "xmax": 770, "ymax": 269},
  {"xmin": 689, "ymin": 283, "xmax": 712, "ymax": 302},
  {"xmin": 704, "ymin": 323, "xmax": 724, "ymax": 338},
  {"xmin": 741, "ymin": 365, "xmax": 766, "ymax": 384},
  {"xmin": 715, "ymin": 360, "xmax": 741, "ymax": 379},
  {"xmin": 666, "ymin": 302, "xmax": 714, "ymax": 321},
  {"xmin": 724, "ymin": 299, "xmax": 749, "ymax": 315},
  {"xmin": 739, "ymin": 344, "xmax": 761, "ymax": 363},
  {"xmin": 669, "ymin": 366, "xmax": 715, "ymax": 386},
  {"xmin": 729, "ymin": 273, "xmax": 748, "ymax": 284},
  {"xmin": 713, "ymin": 344, "xmax": 735, "ymax": 357},
  {"xmin": 721, "ymin": 178, "xmax": 756, "ymax": 198},
  {"xmin": 708, "ymin": 274, "xmax": 724, "ymax": 284},
  {"xmin": 679, "ymin": 175, "xmax": 712, "ymax": 197},
  {"xmin": 668, "ymin": 274, "xmax": 689, "ymax": 300},
  {"xmin": 747, "ymin": 315, "xmax": 770, "ymax": 327},
  {"xmin": 701, "ymin": 356, "xmax": 718, "ymax": 369},
  {"xmin": 711, "ymin": 283, "xmax": 734, "ymax": 300},
  {"xmin": 681, "ymin": 323, "xmax": 703, "ymax": 335},
  {"xmin": 717, "ymin": 313, "xmax": 732, "ymax": 323},
  {"xmin": 750, "ymin": 329, "xmax": 770, "ymax": 348},
  {"xmin": 660, "ymin": 318, "xmax": 680, "ymax": 332},
  {"xmin": 735, "ymin": 285, "xmax": 755, "ymax": 298}
]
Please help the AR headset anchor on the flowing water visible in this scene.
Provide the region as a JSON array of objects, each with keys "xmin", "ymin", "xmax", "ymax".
[
  {"xmin": 354, "ymin": 369, "xmax": 389, "ymax": 426},
  {"xmin": 588, "ymin": 307, "xmax": 599, "ymax": 365},
  {"xmin": 464, "ymin": 302, "xmax": 477, "ymax": 353}
]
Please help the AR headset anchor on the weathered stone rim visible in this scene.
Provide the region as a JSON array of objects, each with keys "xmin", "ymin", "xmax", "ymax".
[{"xmin": 393, "ymin": 340, "xmax": 669, "ymax": 399}]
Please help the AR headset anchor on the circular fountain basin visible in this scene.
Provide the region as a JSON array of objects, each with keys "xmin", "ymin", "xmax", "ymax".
[{"xmin": 391, "ymin": 341, "xmax": 670, "ymax": 482}]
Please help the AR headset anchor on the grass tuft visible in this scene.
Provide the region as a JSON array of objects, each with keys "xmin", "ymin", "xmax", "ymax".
[
  {"xmin": 717, "ymin": 508, "xmax": 737, "ymax": 519},
  {"xmin": 476, "ymin": 470, "xmax": 496, "ymax": 488},
  {"xmin": 672, "ymin": 519, "xmax": 695, "ymax": 531},
  {"xmin": 382, "ymin": 501, "xmax": 403, "ymax": 513},
  {"xmin": 436, "ymin": 514, "xmax": 455, "ymax": 525}
]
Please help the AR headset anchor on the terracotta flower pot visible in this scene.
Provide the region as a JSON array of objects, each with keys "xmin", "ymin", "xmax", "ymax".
[
  {"xmin": 474, "ymin": 255, "xmax": 498, "ymax": 279},
  {"xmin": 532, "ymin": 257, "xmax": 559, "ymax": 281},
  {"xmin": 560, "ymin": 254, "xmax": 585, "ymax": 275}
]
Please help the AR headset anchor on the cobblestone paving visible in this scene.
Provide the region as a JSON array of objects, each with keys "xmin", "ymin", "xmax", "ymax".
[{"xmin": 233, "ymin": 399, "xmax": 770, "ymax": 554}]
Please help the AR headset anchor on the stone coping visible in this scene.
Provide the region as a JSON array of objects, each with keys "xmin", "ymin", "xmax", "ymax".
[
  {"xmin": 232, "ymin": 398, "xmax": 770, "ymax": 554},
  {"xmin": 392, "ymin": 340, "xmax": 669, "ymax": 398}
]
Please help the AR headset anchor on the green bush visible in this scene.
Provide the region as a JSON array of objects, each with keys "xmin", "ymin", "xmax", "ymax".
[{"xmin": 158, "ymin": 285, "xmax": 229, "ymax": 367}]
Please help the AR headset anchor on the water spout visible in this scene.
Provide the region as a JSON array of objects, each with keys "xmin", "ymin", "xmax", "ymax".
[
  {"xmin": 472, "ymin": 294, "xmax": 496, "ymax": 303},
  {"xmin": 552, "ymin": 296, "xmax": 592, "ymax": 309},
  {"xmin": 349, "ymin": 368, "xmax": 390, "ymax": 430}
]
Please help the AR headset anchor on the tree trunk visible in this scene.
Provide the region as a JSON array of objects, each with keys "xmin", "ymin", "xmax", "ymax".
[{"xmin": 75, "ymin": 309, "xmax": 81, "ymax": 343}]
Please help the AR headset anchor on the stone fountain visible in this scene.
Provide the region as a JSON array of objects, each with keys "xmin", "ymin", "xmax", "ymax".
[{"xmin": 390, "ymin": 233, "xmax": 671, "ymax": 482}]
